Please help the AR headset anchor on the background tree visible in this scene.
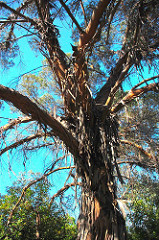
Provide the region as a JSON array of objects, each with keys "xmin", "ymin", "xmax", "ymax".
[
  {"xmin": 0, "ymin": 0, "xmax": 158, "ymax": 239},
  {"xmin": 0, "ymin": 173, "xmax": 77, "ymax": 240},
  {"xmin": 126, "ymin": 172, "xmax": 159, "ymax": 240}
]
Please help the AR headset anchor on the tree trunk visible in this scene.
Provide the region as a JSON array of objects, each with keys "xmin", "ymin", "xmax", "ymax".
[
  {"xmin": 75, "ymin": 106, "xmax": 127, "ymax": 240},
  {"xmin": 77, "ymin": 172, "xmax": 127, "ymax": 240}
]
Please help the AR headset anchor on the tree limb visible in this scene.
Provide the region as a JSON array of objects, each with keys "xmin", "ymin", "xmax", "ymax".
[
  {"xmin": 49, "ymin": 182, "xmax": 82, "ymax": 207},
  {"xmin": 0, "ymin": 19, "xmax": 29, "ymax": 23},
  {"xmin": 79, "ymin": 0, "xmax": 111, "ymax": 47},
  {"xmin": 0, "ymin": 116, "xmax": 32, "ymax": 134},
  {"xmin": 131, "ymin": 75, "xmax": 159, "ymax": 90},
  {"xmin": 80, "ymin": 0, "xmax": 88, "ymax": 27},
  {"xmin": 106, "ymin": 0, "xmax": 122, "ymax": 43},
  {"xmin": 95, "ymin": 52, "xmax": 129, "ymax": 105},
  {"xmin": 59, "ymin": 0, "xmax": 83, "ymax": 33},
  {"xmin": 0, "ymin": 1, "xmax": 37, "ymax": 26},
  {"xmin": 120, "ymin": 140, "xmax": 156, "ymax": 161},
  {"xmin": 7, "ymin": 166, "xmax": 75, "ymax": 226},
  {"xmin": 0, "ymin": 85, "xmax": 79, "ymax": 157},
  {"xmin": 105, "ymin": 58, "xmax": 132, "ymax": 107},
  {"xmin": 111, "ymin": 82, "xmax": 159, "ymax": 113},
  {"xmin": 0, "ymin": 132, "xmax": 46, "ymax": 156}
]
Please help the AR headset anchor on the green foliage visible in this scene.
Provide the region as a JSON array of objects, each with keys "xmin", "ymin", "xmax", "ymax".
[
  {"xmin": 18, "ymin": 60, "xmax": 63, "ymax": 113},
  {"xmin": 127, "ymin": 173, "xmax": 159, "ymax": 240},
  {"xmin": 118, "ymin": 91, "xmax": 159, "ymax": 169},
  {"xmin": 0, "ymin": 173, "xmax": 77, "ymax": 240}
]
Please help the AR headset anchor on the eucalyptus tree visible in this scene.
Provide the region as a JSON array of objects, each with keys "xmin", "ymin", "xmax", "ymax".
[{"xmin": 0, "ymin": 0, "xmax": 159, "ymax": 239}]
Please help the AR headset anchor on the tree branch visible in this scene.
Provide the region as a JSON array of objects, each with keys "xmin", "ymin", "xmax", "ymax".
[
  {"xmin": 131, "ymin": 75, "xmax": 159, "ymax": 90},
  {"xmin": 80, "ymin": 0, "xmax": 88, "ymax": 27},
  {"xmin": 0, "ymin": 85, "xmax": 79, "ymax": 157},
  {"xmin": 79, "ymin": 0, "xmax": 111, "ymax": 47},
  {"xmin": 95, "ymin": 52, "xmax": 129, "ymax": 105},
  {"xmin": 0, "ymin": 19, "xmax": 29, "ymax": 23},
  {"xmin": 120, "ymin": 140, "xmax": 155, "ymax": 161},
  {"xmin": 105, "ymin": 58, "xmax": 132, "ymax": 108},
  {"xmin": 111, "ymin": 82, "xmax": 159, "ymax": 113},
  {"xmin": 106, "ymin": 0, "xmax": 122, "ymax": 43},
  {"xmin": 49, "ymin": 182, "xmax": 82, "ymax": 207},
  {"xmin": 0, "ymin": 116, "xmax": 32, "ymax": 134},
  {"xmin": 0, "ymin": 132, "xmax": 46, "ymax": 156},
  {"xmin": 59, "ymin": 0, "xmax": 83, "ymax": 33},
  {"xmin": 0, "ymin": 1, "xmax": 37, "ymax": 26},
  {"xmin": 7, "ymin": 166, "xmax": 75, "ymax": 226}
]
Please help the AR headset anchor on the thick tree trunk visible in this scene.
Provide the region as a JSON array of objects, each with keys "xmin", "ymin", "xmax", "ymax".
[
  {"xmin": 77, "ymin": 170, "xmax": 127, "ymax": 240},
  {"xmin": 75, "ymin": 107, "xmax": 127, "ymax": 240}
]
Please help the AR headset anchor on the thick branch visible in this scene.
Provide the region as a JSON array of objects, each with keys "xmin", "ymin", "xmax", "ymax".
[
  {"xmin": 95, "ymin": 52, "xmax": 129, "ymax": 105},
  {"xmin": 111, "ymin": 82, "xmax": 159, "ymax": 113},
  {"xmin": 0, "ymin": 85, "xmax": 79, "ymax": 157},
  {"xmin": 79, "ymin": 0, "xmax": 111, "ymax": 47},
  {"xmin": 105, "ymin": 58, "xmax": 132, "ymax": 107}
]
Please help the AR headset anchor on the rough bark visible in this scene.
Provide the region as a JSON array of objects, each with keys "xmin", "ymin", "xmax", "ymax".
[
  {"xmin": 74, "ymin": 105, "xmax": 127, "ymax": 239},
  {"xmin": 78, "ymin": 182, "xmax": 127, "ymax": 240}
]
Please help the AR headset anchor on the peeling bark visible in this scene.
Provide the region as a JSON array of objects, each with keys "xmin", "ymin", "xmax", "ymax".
[
  {"xmin": 75, "ymin": 105, "xmax": 127, "ymax": 239},
  {"xmin": 77, "ymin": 181, "xmax": 127, "ymax": 240}
]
